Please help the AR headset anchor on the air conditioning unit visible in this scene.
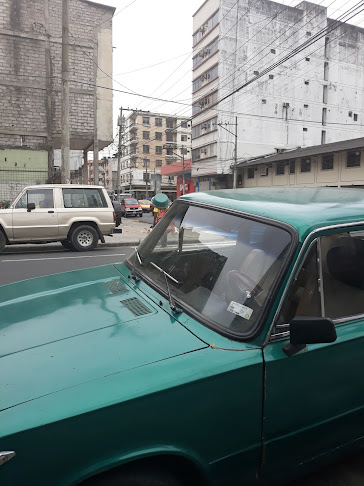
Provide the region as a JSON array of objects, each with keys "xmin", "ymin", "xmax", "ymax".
[
  {"xmin": 283, "ymin": 102, "xmax": 290, "ymax": 108},
  {"xmin": 202, "ymin": 124, "xmax": 208, "ymax": 130},
  {"xmin": 260, "ymin": 165, "xmax": 268, "ymax": 176},
  {"xmin": 201, "ymin": 149, "xmax": 207, "ymax": 155}
]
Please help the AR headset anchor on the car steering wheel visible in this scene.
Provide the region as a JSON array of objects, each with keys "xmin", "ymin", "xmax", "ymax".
[{"xmin": 226, "ymin": 270, "xmax": 259, "ymax": 303}]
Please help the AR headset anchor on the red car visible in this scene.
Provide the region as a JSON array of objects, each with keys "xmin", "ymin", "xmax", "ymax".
[{"xmin": 121, "ymin": 198, "xmax": 143, "ymax": 218}]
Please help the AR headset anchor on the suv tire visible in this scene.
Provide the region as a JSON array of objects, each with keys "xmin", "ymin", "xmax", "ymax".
[
  {"xmin": 0, "ymin": 231, "xmax": 6, "ymax": 253},
  {"xmin": 70, "ymin": 225, "xmax": 98, "ymax": 252},
  {"xmin": 61, "ymin": 240, "xmax": 76, "ymax": 251}
]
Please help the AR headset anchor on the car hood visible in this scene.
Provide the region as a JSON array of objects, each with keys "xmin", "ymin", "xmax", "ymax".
[{"xmin": 0, "ymin": 265, "xmax": 207, "ymax": 411}]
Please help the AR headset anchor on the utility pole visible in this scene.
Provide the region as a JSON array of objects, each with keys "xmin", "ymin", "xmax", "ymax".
[
  {"xmin": 181, "ymin": 145, "xmax": 185, "ymax": 195},
  {"xmin": 145, "ymin": 163, "xmax": 149, "ymax": 198},
  {"xmin": 233, "ymin": 116, "xmax": 238, "ymax": 189},
  {"xmin": 93, "ymin": 38, "xmax": 99, "ymax": 186},
  {"xmin": 218, "ymin": 118, "xmax": 238, "ymax": 189},
  {"xmin": 61, "ymin": 0, "xmax": 70, "ymax": 184},
  {"xmin": 117, "ymin": 107, "xmax": 122, "ymax": 201}
]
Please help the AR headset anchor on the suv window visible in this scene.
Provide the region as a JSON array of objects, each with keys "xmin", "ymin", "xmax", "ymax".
[
  {"xmin": 15, "ymin": 189, "xmax": 54, "ymax": 209},
  {"xmin": 63, "ymin": 188, "xmax": 107, "ymax": 208}
]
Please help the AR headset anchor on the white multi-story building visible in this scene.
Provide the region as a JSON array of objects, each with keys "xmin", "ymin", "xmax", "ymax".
[{"xmin": 192, "ymin": 0, "xmax": 364, "ymax": 190}]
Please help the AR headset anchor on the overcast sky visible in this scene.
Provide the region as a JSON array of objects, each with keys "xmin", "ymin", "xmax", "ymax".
[{"xmin": 89, "ymin": 0, "xmax": 364, "ymax": 157}]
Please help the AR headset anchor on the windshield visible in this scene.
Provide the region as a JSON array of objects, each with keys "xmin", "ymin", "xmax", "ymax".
[
  {"xmin": 127, "ymin": 202, "xmax": 292, "ymax": 336},
  {"xmin": 125, "ymin": 199, "xmax": 139, "ymax": 205}
]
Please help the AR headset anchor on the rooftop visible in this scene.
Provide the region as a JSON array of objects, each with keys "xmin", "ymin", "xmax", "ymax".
[{"xmin": 180, "ymin": 187, "xmax": 364, "ymax": 241}]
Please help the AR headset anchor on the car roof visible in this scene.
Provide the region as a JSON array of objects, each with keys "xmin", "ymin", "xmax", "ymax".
[
  {"xmin": 180, "ymin": 187, "xmax": 364, "ymax": 241},
  {"xmin": 23, "ymin": 184, "xmax": 105, "ymax": 189}
]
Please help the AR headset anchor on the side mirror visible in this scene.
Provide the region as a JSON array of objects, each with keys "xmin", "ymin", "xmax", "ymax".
[
  {"xmin": 27, "ymin": 203, "xmax": 35, "ymax": 212},
  {"xmin": 283, "ymin": 317, "xmax": 337, "ymax": 357}
]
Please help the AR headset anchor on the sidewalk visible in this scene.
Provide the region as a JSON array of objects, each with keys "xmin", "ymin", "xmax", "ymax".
[{"xmin": 3, "ymin": 218, "xmax": 151, "ymax": 253}]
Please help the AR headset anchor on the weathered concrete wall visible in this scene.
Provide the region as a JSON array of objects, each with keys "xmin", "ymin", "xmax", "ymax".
[{"xmin": 0, "ymin": 0, "xmax": 114, "ymax": 154}]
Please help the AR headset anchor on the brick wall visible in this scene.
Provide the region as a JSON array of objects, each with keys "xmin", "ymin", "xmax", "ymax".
[{"xmin": 0, "ymin": 0, "xmax": 114, "ymax": 151}]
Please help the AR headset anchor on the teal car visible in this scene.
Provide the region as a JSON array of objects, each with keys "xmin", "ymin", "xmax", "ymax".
[{"xmin": 1, "ymin": 187, "xmax": 364, "ymax": 485}]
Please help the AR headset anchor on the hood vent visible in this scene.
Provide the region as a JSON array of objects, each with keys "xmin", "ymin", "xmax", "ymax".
[
  {"xmin": 105, "ymin": 279, "xmax": 127, "ymax": 294},
  {"xmin": 121, "ymin": 297, "xmax": 152, "ymax": 317}
]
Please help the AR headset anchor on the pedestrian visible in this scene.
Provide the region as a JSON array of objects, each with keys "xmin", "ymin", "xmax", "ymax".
[{"xmin": 152, "ymin": 193, "xmax": 170, "ymax": 227}]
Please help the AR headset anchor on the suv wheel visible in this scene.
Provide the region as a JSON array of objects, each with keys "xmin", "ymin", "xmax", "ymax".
[
  {"xmin": 0, "ymin": 231, "xmax": 6, "ymax": 253},
  {"xmin": 61, "ymin": 240, "xmax": 75, "ymax": 251},
  {"xmin": 70, "ymin": 225, "xmax": 98, "ymax": 252}
]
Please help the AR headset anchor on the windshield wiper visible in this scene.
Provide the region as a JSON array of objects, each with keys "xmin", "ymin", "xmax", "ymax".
[
  {"xmin": 150, "ymin": 261, "xmax": 182, "ymax": 314},
  {"xmin": 130, "ymin": 248, "xmax": 143, "ymax": 282}
]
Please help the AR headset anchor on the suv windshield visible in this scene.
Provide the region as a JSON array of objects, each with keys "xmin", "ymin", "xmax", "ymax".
[
  {"xmin": 127, "ymin": 202, "xmax": 292, "ymax": 336},
  {"xmin": 125, "ymin": 199, "xmax": 139, "ymax": 205}
]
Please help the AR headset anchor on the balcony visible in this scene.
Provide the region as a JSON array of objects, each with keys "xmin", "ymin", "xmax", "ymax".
[{"xmin": 129, "ymin": 137, "xmax": 138, "ymax": 144}]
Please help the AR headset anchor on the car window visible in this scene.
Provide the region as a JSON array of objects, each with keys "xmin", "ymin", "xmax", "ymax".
[
  {"xmin": 63, "ymin": 188, "xmax": 107, "ymax": 208},
  {"xmin": 14, "ymin": 192, "xmax": 27, "ymax": 209},
  {"xmin": 277, "ymin": 243, "xmax": 322, "ymax": 325},
  {"xmin": 125, "ymin": 198, "xmax": 138, "ymax": 205},
  {"xmin": 128, "ymin": 202, "xmax": 292, "ymax": 336},
  {"xmin": 15, "ymin": 189, "xmax": 54, "ymax": 209},
  {"xmin": 321, "ymin": 232, "xmax": 364, "ymax": 319}
]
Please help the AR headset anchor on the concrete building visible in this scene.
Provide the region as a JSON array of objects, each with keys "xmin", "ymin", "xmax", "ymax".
[
  {"xmin": 0, "ymin": 0, "xmax": 115, "ymax": 199},
  {"xmin": 192, "ymin": 0, "xmax": 364, "ymax": 190},
  {"xmin": 238, "ymin": 136, "xmax": 364, "ymax": 188},
  {"xmin": 120, "ymin": 111, "xmax": 192, "ymax": 199}
]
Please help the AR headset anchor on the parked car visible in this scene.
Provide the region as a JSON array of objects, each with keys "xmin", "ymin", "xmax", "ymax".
[
  {"xmin": 1, "ymin": 187, "xmax": 364, "ymax": 486},
  {"xmin": 138, "ymin": 199, "xmax": 152, "ymax": 212},
  {"xmin": 121, "ymin": 197, "xmax": 143, "ymax": 217},
  {"xmin": 0, "ymin": 184, "xmax": 116, "ymax": 252}
]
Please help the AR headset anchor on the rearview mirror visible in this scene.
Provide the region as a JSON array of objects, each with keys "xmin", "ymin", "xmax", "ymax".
[
  {"xmin": 27, "ymin": 202, "xmax": 35, "ymax": 212},
  {"xmin": 283, "ymin": 317, "xmax": 337, "ymax": 357}
]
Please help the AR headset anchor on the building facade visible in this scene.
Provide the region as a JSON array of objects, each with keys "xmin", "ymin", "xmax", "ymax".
[
  {"xmin": 120, "ymin": 111, "xmax": 191, "ymax": 199},
  {"xmin": 238, "ymin": 136, "xmax": 364, "ymax": 189},
  {"xmin": 192, "ymin": 0, "xmax": 364, "ymax": 189},
  {"xmin": 0, "ymin": 0, "xmax": 115, "ymax": 196}
]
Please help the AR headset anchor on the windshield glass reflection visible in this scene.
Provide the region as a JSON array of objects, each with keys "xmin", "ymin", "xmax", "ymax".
[{"xmin": 127, "ymin": 202, "xmax": 292, "ymax": 335}]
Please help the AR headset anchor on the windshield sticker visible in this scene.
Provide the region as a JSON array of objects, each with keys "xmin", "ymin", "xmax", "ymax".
[{"xmin": 227, "ymin": 301, "xmax": 253, "ymax": 320}]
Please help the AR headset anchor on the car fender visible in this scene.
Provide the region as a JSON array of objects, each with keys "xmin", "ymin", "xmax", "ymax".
[{"xmin": 71, "ymin": 445, "xmax": 211, "ymax": 486}]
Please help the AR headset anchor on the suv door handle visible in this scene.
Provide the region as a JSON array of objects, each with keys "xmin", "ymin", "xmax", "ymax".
[
  {"xmin": 0, "ymin": 451, "xmax": 15, "ymax": 466},
  {"xmin": 48, "ymin": 210, "xmax": 54, "ymax": 213}
]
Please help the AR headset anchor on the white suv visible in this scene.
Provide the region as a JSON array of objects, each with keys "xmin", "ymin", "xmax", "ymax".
[{"xmin": 0, "ymin": 185, "xmax": 116, "ymax": 252}]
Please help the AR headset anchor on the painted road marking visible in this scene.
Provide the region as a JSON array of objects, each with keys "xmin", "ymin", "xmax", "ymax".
[{"xmin": 2, "ymin": 254, "xmax": 126, "ymax": 262}]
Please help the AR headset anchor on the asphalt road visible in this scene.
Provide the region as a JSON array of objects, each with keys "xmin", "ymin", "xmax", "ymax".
[{"xmin": 0, "ymin": 246, "xmax": 134, "ymax": 286}]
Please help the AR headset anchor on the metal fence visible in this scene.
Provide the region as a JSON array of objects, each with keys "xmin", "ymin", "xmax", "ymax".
[{"xmin": 0, "ymin": 168, "xmax": 49, "ymax": 204}]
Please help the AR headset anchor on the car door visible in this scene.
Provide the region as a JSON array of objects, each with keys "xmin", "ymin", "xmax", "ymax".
[
  {"xmin": 12, "ymin": 188, "xmax": 58, "ymax": 240},
  {"xmin": 261, "ymin": 229, "xmax": 364, "ymax": 481}
]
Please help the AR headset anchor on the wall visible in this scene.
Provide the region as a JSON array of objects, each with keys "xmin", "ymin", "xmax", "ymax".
[
  {"xmin": 0, "ymin": 148, "xmax": 48, "ymax": 200},
  {"xmin": 0, "ymin": 0, "xmax": 114, "ymax": 155},
  {"xmin": 243, "ymin": 149, "xmax": 364, "ymax": 188}
]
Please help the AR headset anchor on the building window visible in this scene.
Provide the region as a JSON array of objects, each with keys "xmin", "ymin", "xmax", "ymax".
[
  {"xmin": 155, "ymin": 146, "xmax": 162, "ymax": 154},
  {"xmin": 354, "ymin": 114, "xmax": 358, "ymax": 122},
  {"xmin": 181, "ymin": 121, "xmax": 188, "ymax": 128},
  {"xmin": 181, "ymin": 135, "xmax": 188, "ymax": 142},
  {"xmin": 143, "ymin": 131, "xmax": 149, "ymax": 140},
  {"xmin": 271, "ymin": 48, "xmax": 276, "ymax": 54},
  {"xmin": 155, "ymin": 132, "xmax": 162, "ymax": 140},
  {"xmin": 276, "ymin": 162, "xmax": 285, "ymax": 175},
  {"xmin": 303, "ymin": 127, "xmax": 308, "ymax": 132},
  {"xmin": 181, "ymin": 147, "xmax": 188, "ymax": 155},
  {"xmin": 156, "ymin": 160, "xmax": 163, "ymax": 167},
  {"xmin": 347, "ymin": 151, "xmax": 361, "ymax": 168},
  {"xmin": 143, "ymin": 145, "xmax": 150, "ymax": 154},
  {"xmin": 304, "ymin": 104, "xmax": 309, "ymax": 108},
  {"xmin": 305, "ymin": 57, "xmax": 310, "ymax": 61},
  {"xmin": 301, "ymin": 158, "xmax": 311, "ymax": 172},
  {"xmin": 269, "ymin": 74, "xmax": 274, "ymax": 80},
  {"xmin": 289, "ymin": 160, "xmax": 295, "ymax": 174},
  {"xmin": 304, "ymin": 80, "xmax": 309, "ymax": 85},
  {"xmin": 143, "ymin": 117, "xmax": 150, "ymax": 126},
  {"xmin": 247, "ymin": 168, "xmax": 255, "ymax": 179},
  {"xmin": 322, "ymin": 154, "xmax": 334, "ymax": 170},
  {"xmin": 143, "ymin": 158, "xmax": 150, "ymax": 168},
  {"xmin": 166, "ymin": 120, "xmax": 174, "ymax": 129},
  {"xmin": 155, "ymin": 118, "xmax": 162, "ymax": 126},
  {"xmin": 321, "ymin": 130, "xmax": 326, "ymax": 144}
]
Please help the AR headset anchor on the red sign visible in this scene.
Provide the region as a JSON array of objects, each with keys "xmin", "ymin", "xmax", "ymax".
[{"xmin": 177, "ymin": 177, "xmax": 195, "ymax": 198}]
